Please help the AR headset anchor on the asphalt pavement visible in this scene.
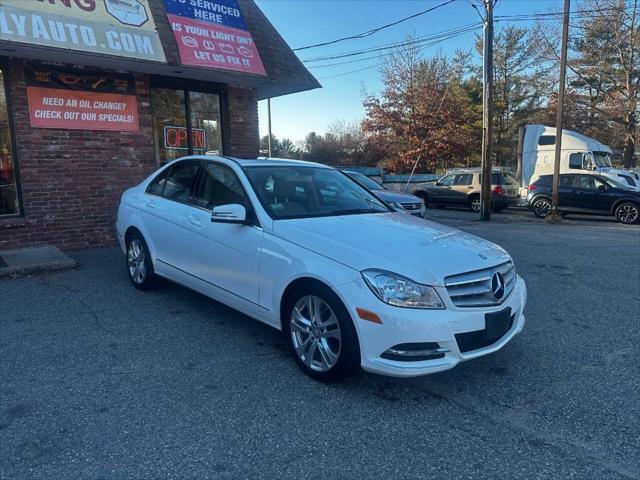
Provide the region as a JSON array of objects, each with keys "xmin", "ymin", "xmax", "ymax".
[{"xmin": 1, "ymin": 211, "xmax": 639, "ymax": 479}]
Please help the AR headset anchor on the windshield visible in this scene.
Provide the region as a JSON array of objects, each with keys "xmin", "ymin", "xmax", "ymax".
[
  {"xmin": 344, "ymin": 171, "xmax": 384, "ymax": 190},
  {"xmin": 245, "ymin": 166, "xmax": 391, "ymax": 219},
  {"xmin": 604, "ymin": 177, "xmax": 632, "ymax": 189},
  {"xmin": 593, "ymin": 152, "xmax": 612, "ymax": 168}
]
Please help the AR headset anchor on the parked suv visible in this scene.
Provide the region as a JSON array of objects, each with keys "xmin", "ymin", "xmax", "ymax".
[
  {"xmin": 527, "ymin": 173, "xmax": 640, "ymax": 224},
  {"xmin": 414, "ymin": 169, "xmax": 520, "ymax": 212}
]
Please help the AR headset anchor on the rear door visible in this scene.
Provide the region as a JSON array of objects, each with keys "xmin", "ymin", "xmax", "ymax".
[
  {"xmin": 140, "ymin": 159, "xmax": 203, "ymax": 271},
  {"xmin": 558, "ymin": 174, "xmax": 580, "ymax": 210}
]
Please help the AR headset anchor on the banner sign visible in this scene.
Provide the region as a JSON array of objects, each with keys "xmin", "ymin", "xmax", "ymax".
[
  {"xmin": 0, "ymin": 0, "xmax": 166, "ymax": 63},
  {"xmin": 26, "ymin": 64, "xmax": 139, "ymax": 132},
  {"xmin": 164, "ymin": 0, "xmax": 265, "ymax": 75},
  {"xmin": 163, "ymin": 126, "xmax": 206, "ymax": 150}
]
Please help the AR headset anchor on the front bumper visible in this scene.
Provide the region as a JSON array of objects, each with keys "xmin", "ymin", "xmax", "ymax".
[{"xmin": 340, "ymin": 276, "xmax": 527, "ymax": 377}]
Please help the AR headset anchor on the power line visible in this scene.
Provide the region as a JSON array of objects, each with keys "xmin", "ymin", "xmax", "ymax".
[
  {"xmin": 308, "ymin": 25, "xmax": 482, "ymax": 69},
  {"xmin": 293, "ymin": 0, "xmax": 458, "ymax": 51},
  {"xmin": 302, "ymin": 23, "xmax": 482, "ymax": 64},
  {"xmin": 301, "ymin": 9, "xmax": 615, "ymax": 65}
]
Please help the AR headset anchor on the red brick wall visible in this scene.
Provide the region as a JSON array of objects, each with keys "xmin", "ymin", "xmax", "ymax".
[
  {"xmin": 0, "ymin": 60, "xmax": 259, "ymax": 250},
  {"xmin": 227, "ymin": 86, "xmax": 259, "ymax": 159}
]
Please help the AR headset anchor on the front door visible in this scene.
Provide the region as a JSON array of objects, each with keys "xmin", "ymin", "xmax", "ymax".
[{"xmin": 183, "ymin": 161, "xmax": 263, "ymax": 306}]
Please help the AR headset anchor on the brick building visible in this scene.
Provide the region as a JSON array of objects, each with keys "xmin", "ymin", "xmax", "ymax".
[{"xmin": 0, "ymin": 0, "xmax": 318, "ymax": 250}]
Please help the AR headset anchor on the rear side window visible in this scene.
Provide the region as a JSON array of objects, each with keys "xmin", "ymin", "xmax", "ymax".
[
  {"xmin": 158, "ymin": 161, "xmax": 201, "ymax": 203},
  {"xmin": 147, "ymin": 169, "xmax": 168, "ymax": 196},
  {"xmin": 559, "ymin": 175, "xmax": 576, "ymax": 188},
  {"xmin": 539, "ymin": 135, "xmax": 555, "ymax": 146},
  {"xmin": 534, "ymin": 175, "xmax": 552, "ymax": 186}
]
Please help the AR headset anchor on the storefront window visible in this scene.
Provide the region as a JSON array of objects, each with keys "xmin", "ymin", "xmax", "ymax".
[
  {"xmin": 190, "ymin": 92, "xmax": 222, "ymax": 156},
  {"xmin": 0, "ymin": 68, "xmax": 19, "ymax": 216},
  {"xmin": 151, "ymin": 86, "xmax": 222, "ymax": 165}
]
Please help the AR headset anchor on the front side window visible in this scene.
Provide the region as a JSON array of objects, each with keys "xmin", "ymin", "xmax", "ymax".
[
  {"xmin": 0, "ymin": 67, "xmax": 19, "ymax": 216},
  {"xmin": 576, "ymin": 175, "xmax": 596, "ymax": 190},
  {"xmin": 245, "ymin": 166, "xmax": 389, "ymax": 219},
  {"xmin": 194, "ymin": 163, "xmax": 247, "ymax": 210},
  {"xmin": 438, "ymin": 175, "xmax": 455, "ymax": 186}
]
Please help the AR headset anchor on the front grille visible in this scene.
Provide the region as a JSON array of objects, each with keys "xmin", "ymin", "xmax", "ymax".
[
  {"xmin": 455, "ymin": 314, "xmax": 514, "ymax": 353},
  {"xmin": 401, "ymin": 202, "xmax": 422, "ymax": 211},
  {"xmin": 444, "ymin": 261, "xmax": 516, "ymax": 307}
]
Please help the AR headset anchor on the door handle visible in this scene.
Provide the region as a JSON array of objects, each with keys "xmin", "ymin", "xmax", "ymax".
[
  {"xmin": 187, "ymin": 214, "xmax": 202, "ymax": 227},
  {"xmin": 144, "ymin": 199, "xmax": 155, "ymax": 209}
]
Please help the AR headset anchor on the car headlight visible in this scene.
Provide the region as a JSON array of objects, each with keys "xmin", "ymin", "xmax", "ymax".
[
  {"xmin": 362, "ymin": 269, "xmax": 444, "ymax": 309},
  {"xmin": 389, "ymin": 201, "xmax": 403, "ymax": 211}
]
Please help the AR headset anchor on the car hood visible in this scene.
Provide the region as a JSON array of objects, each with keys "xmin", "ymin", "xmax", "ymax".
[
  {"xmin": 272, "ymin": 213, "xmax": 511, "ymax": 286},
  {"xmin": 374, "ymin": 190, "xmax": 422, "ymax": 204}
]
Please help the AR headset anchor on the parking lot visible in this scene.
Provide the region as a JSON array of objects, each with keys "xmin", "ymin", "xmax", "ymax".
[{"xmin": 1, "ymin": 211, "xmax": 639, "ymax": 479}]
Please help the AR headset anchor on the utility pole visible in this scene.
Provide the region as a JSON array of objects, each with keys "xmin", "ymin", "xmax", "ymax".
[
  {"xmin": 267, "ymin": 98, "xmax": 273, "ymax": 157},
  {"xmin": 480, "ymin": 0, "xmax": 495, "ymax": 221},
  {"xmin": 551, "ymin": 0, "xmax": 570, "ymax": 221}
]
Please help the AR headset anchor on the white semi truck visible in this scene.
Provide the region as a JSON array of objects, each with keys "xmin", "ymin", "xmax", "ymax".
[{"xmin": 517, "ymin": 125, "xmax": 640, "ymax": 196}]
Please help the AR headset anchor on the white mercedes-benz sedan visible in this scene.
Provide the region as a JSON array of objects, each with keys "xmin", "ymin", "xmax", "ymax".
[{"xmin": 116, "ymin": 156, "xmax": 527, "ymax": 381}]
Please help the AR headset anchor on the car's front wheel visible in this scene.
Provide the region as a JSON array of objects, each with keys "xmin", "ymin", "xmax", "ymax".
[
  {"xmin": 615, "ymin": 202, "xmax": 639, "ymax": 224},
  {"xmin": 532, "ymin": 197, "xmax": 552, "ymax": 218},
  {"xmin": 126, "ymin": 233, "xmax": 157, "ymax": 290},
  {"xmin": 284, "ymin": 284, "xmax": 360, "ymax": 382}
]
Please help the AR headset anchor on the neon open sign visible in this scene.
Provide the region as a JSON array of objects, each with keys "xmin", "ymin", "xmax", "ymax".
[{"xmin": 163, "ymin": 126, "xmax": 207, "ymax": 150}]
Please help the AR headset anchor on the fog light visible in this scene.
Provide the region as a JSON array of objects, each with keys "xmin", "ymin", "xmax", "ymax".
[{"xmin": 381, "ymin": 343, "xmax": 450, "ymax": 362}]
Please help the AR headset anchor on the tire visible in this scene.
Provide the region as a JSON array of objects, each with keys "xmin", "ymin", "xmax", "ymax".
[
  {"xmin": 125, "ymin": 232, "xmax": 157, "ymax": 290},
  {"xmin": 531, "ymin": 196, "xmax": 552, "ymax": 218},
  {"xmin": 283, "ymin": 283, "xmax": 360, "ymax": 382},
  {"xmin": 468, "ymin": 195, "xmax": 481, "ymax": 212},
  {"xmin": 494, "ymin": 205, "xmax": 506, "ymax": 213},
  {"xmin": 614, "ymin": 202, "xmax": 639, "ymax": 224}
]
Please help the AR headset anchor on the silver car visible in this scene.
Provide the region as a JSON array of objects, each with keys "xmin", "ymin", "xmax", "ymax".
[{"xmin": 343, "ymin": 170, "xmax": 425, "ymax": 217}]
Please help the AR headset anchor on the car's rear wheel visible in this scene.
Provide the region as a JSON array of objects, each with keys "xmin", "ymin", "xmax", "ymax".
[
  {"xmin": 469, "ymin": 195, "xmax": 481, "ymax": 212},
  {"xmin": 126, "ymin": 233, "xmax": 157, "ymax": 290},
  {"xmin": 615, "ymin": 202, "xmax": 639, "ymax": 224},
  {"xmin": 284, "ymin": 284, "xmax": 360, "ymax": 382},
  {"xmin": 532, "ymin": 197, "xmax": 552, "ymax": 218}
]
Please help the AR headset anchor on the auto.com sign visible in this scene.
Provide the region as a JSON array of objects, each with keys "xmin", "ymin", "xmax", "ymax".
[{"xmin": 0, "ymin": 0, "xmax": 166, "ymax": 63}]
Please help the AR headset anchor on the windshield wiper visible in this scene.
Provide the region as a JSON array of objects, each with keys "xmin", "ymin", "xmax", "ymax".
[{"xmin": 328, "ymin": 208, "xmax": 382, "ymax": 216}]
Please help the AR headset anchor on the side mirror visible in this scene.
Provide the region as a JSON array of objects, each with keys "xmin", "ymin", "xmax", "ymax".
[
  {"xmin": 597, "ymin": 184, "xmax": 607, "ymax": 193},
  {"xmin": 211, "ymin": 204, "xmax": 247, "ymax": 224}
]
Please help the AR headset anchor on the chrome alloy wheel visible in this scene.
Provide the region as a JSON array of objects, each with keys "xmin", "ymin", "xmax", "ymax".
[
  {"xmin": 470, "ymin": 197, "xmax": 481, "ymax": 212},
  {"xmin": 127, "ymin": 238, "xmax": 147, "ymax": 285},
  {"xmin": 533, "ymin": 198, "xmax": 551, "ymax": 218},
  {"xmin": 616, "ymin": 203, "xmax": 639, "ymax": 224},
  {"xmin": 290, "ymin": 295, "xmax": 342, "ymax": 372}
]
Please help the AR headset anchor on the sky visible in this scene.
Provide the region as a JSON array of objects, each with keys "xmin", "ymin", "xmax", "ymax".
[{"xmin": 254, "ymin": 0, "xmax": 561, "ymax": 144}]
